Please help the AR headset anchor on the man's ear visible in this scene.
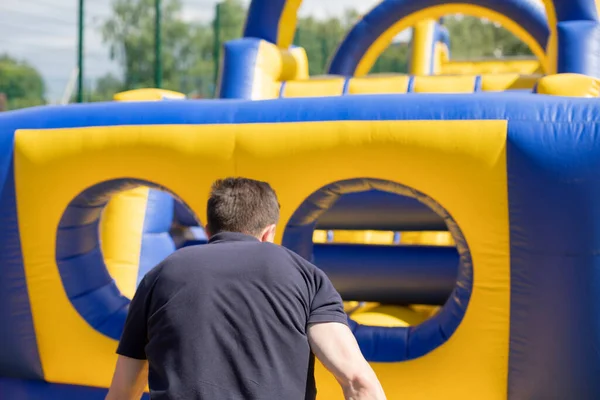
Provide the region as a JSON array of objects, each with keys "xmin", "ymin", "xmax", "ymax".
[
  {"xmin": 204, "ymin": 225, "xmax": 212, "ymax": 239},
  {"xmin": 259, "ymin": 224, "xmax": 277, "ymax": 243}
]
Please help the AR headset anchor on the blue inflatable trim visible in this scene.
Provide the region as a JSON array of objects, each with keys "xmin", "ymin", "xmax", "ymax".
[
  {"xmin": 556, "ymin": 21, "xmax": 600, "ymax": 78},
  {"xmin": 0, "ymin": 127, "xmax": 43, "ymax": 379},
  {"xmin": 138, "ymin": 190, "xmax": 176, "ymax": 285},
  {"xmin": 317, "ymin": 190, "xmax": 446, "ymax": 231},
  {"xmin": 506, "ymin": 117, "xmax": 600, "ymax": 398},
  {"xmin": 328, "ymin": 0, "xmax": 549, "ymax": 76},
  {"xmin": 243, "ymin": 0, "xmax": 287, "ymax": 44},
  {"xmin": 56, "ymin": 178, "xmax": 176, "ymax": 340},
  {"xmin": 282, "ymin": 178, "xmax": 473, "ymax": 362},
  {"xmin": 218, "ymin": 38, "xmax": 263, "ymax": 99},
  {"xmin": 0, "ymin": 376, "xmax": 150, "ymax": 399}
]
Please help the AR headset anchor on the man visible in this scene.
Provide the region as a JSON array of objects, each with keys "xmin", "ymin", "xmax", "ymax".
[{"xmin": 106, "ymin": 177, "xmax": 386, "ymax": 400}]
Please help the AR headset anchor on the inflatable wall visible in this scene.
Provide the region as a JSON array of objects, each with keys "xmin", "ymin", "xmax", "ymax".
[{"xmin": 2, "ymin": 0, "xmax": 600, "ymax": 399}]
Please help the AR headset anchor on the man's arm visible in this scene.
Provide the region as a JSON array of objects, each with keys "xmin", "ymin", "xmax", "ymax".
[
  {"xmin": 308, "ymin": 322, "xmax": 386, "ymax": 400},
  {"xmin": 106, "ymin": 355, "xmax": 148, "ymax": 400},
  {"xmin": 106, "ymin": 273, "xmax": 154, "ymax": 400}
]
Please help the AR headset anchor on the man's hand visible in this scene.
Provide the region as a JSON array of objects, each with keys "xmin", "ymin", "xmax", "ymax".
[
  {"xmin": 308, "ymin": 322, "xmax": 386, "ymax": 400},
  {"xmin": 106, "ymin": 355, "xmax": 149, "ymax": 400}
]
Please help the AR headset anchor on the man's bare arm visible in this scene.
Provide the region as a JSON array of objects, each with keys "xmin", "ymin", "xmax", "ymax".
[
  {"xmin": 106, "ymin": 355, "xmax": 148, "ymax": 400},
  {"xmin": 308, "ymin": 322, "xmax": 386, "ymax": 400}
]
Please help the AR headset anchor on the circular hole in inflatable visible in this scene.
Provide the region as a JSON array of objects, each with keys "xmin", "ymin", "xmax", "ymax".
[
  {"xmin": 55, "ymin": 179, "xmax": 201, "ymax": 339},
  {"xmin": 282, "ymin": 178, "xmax": 472, "ymax": 362}
]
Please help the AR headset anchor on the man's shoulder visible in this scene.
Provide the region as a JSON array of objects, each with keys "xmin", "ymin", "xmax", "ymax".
[
  {"xmin": 144, "ymin": 245, "xmax": 207, "ymax": 277},
  {"xmin": 262, "ymin": 242, "xmax": 314, "ymax": 264},
  {"xmin": 261, "ymin": 243, "xmax": 323, "ymax": 281}
]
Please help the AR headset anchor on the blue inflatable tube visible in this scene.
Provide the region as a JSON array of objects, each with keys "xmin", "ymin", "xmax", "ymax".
[
  {"xmin": 317, "ymin": 190, "xmax": 447, "ymax": 231},
  {"xmin": 313, "ymin": 243, "xmax": 458, "ymax": 305}
]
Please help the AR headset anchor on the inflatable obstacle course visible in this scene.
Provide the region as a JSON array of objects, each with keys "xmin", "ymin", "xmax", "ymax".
[{"xmin": 2, "ymin": 0, "xmax": 600, "ymax": 399}]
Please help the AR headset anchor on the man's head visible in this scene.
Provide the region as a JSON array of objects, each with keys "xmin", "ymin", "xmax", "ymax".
[{"xmin": 206, "ymin": 177, "xmax": 280, "ymax": 242}]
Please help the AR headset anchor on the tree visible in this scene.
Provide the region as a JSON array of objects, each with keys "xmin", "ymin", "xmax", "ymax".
[
  {"xmin": 217, "ymin": 0, "xmax": 246, "ymax": 43},
  {"xmin": 444, "ymin": 15, "xmax": 532, "ymax": 59},
  {"xmin": 295, "ymin": 10, "xmax": 359, "ymax": 75},
  {"xmin": 100, "ymin": 0, "xmax": 246, "ymax": 98},
  {"xmin": 0, "ymin": 54, "xmax": 46, "ymax": 110},
  {"xmin": 90, "ymin": 73, "xmax": 124, "ymax": 102},
  {"xmin": 184, "ymin": 0, "xmax": 246, "ymax": 96},
  {"xmin": 373, "ymin": 42, "xmax": 410, "ymax": 74},
  {"xmin": 101, "ymin": 0, "xmax": 192, "ymax": 91}
]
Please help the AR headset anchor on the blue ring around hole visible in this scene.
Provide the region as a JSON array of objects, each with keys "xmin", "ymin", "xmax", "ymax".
[
  {"xmin": 281, "ymin": 178, "xmax": 473, "ymax": 362},
  {"xmin": 55, "ymin": 178, "xmax": 190, "ymax": 340}
]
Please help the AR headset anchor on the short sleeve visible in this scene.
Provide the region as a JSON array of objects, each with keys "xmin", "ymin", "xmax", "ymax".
[
  {"xmin": 117, "ymin": 275, "xmax": 151, "ymax": 360},
  {"xmin": 308, "ymin": 269, "xmax": 348, "ymax": 326}
]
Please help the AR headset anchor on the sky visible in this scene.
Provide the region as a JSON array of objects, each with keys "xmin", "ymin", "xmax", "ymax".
[{"xmin": 1, "ymin": 0, "xmax": 403, "ymax": 102}]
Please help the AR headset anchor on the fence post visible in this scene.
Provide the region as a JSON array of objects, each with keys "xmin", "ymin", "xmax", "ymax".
[
  {"xmin": 77, "ymin": 0, "xmax": 85, "ymax": 103},
  {"xmin": 213, "ymin": 2, "xmax": 222, "ymax": 97},
  {"xmin": 155, "ymin": 0, "xmax": 163, "ymax": 88}
]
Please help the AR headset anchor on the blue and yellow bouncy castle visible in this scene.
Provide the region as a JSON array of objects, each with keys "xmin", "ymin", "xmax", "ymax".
[{"xmin": 3, "ymin": 0, "xmax": 600, "ymax": 399}]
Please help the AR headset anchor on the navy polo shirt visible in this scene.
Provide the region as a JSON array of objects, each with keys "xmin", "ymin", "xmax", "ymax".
[{"xmin": 117, "ymin": 231, "xmax": 348, "ymax": 400}]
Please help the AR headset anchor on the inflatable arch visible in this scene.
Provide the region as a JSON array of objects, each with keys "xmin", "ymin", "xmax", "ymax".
[
  {"xmin": 327, "ymin": 0, "xmax": 549, "ymax": 76},
  {"xmin": 244, "ymin": 0, "xmax": 600, "ymax": 77}
]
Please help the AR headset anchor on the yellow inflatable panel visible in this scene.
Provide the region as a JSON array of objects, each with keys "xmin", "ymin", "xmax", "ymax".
[
  {"xmin": 347, "ymin": 75, "xmax": 410, "ymax": 94},
  {"xmin": 536, "ymin": 73, "xmax": 600, "ymax": 97},
  {"xmin": 281, "ymin": 46, "xmax": 309, "ymax": 81},
  {"xmin": 313, "ymin": 230, "xmax": 456, "ymax": 246},
  {"xmin": 413, "ymin": 75, "xmax": 477, "ymax": 93},
  {"xmin": 282, "ymin": 76, "xmax": 346, "ymax": 98},
  {"xmin": 249, "ymin": 41, "xmax": 284, "ymax": 99},
  {"xmin": 441, "ymin": 58, "xmax": 541, "ymax": 75},
  {"xmin": 113, "ymin": 88, "xmax": 186, "ymax": 101},
  {"xmin": 244, "ymin": 39, "xmax": 308, "ymax": 92},
  {"xmin": 410, "ymin": 19, "xmax": 437, "ymax": 75},
  {"xmin": 434, "ymin": 42, "xmax": 449, "ymax": 75},
  {"xmin": 481, "ymin": 73, "xmax": 540, "ymax": 91},
  {"xmin": 277, "ymin": 0, "xmax": 303, "ymax": 48},
  {"xmin": 103, "ymin": 88, "xmax": 165, "ymax": 299},
  {"xmin": 282, "ymin": 74, "xmax": 539, "ymax": 97},
  {"xmin": 399, "ymin": 231, "xmax": 455, "ymax": 246},
  {"xmin": 352, "ymin": 304, "xmax": 432, "ymax": 327},
  {"xmin": 312, "ymin": 229, "xmax": 328, "ymax": 243},
  {"xmin": 329, "ymin": 230, "xmax": 396, "ymax": 245},
  {"xmin": 100, "ymin": 187, "xmax": 148, "ymax": 299}
]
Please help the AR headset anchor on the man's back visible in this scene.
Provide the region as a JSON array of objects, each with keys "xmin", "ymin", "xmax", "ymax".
[
  {"xmin": 108, "ymin": 177, "xmax": 385, "ymax": 400},
  {"xmin": 117, "ymin": 232, "xmax": 348, "ymax": 400}
]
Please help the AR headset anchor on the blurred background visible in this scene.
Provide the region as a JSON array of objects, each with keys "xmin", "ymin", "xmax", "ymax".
[{"xmin": 0, "ymin": 0, "xmax": 532, "ymax": 110}]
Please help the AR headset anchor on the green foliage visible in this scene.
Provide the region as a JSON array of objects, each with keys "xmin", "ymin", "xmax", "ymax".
[
  {"xmin": 0, "ymin": 54, "xmax": 46, "ymax": 110},
  {"xmin": 444, "ymin": 16, "xmax": 532, "ymax": 59},
  {"xmin": 100, "ymin": 0, "xmax": 246, "ymax": 98},
  {"xmin": 373, "ymin": 43, "xmax": 410, "ymax": 74},
  {"xmin": 186, "ymin": 0, "xmax": 246, "ymax": 97},
  {"xmin": 295, "ymin": 9, "xmax": 361, "ymax": 75},
  {"xmin": 89, "ymin": 73, "xmax": 124, "ymax": 102},
  {"xmin": 217, "ymin": 0, "xmax": 246, "ymax": 43},
  {"xmin": 102, "ymin": 0, "xmax": 192, "ymax": 91}
]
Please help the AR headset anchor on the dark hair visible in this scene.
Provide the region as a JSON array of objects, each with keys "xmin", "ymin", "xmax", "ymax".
[{"xmin": 207, "ymin": 177, "xmax": 280, "ymax": 236}]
